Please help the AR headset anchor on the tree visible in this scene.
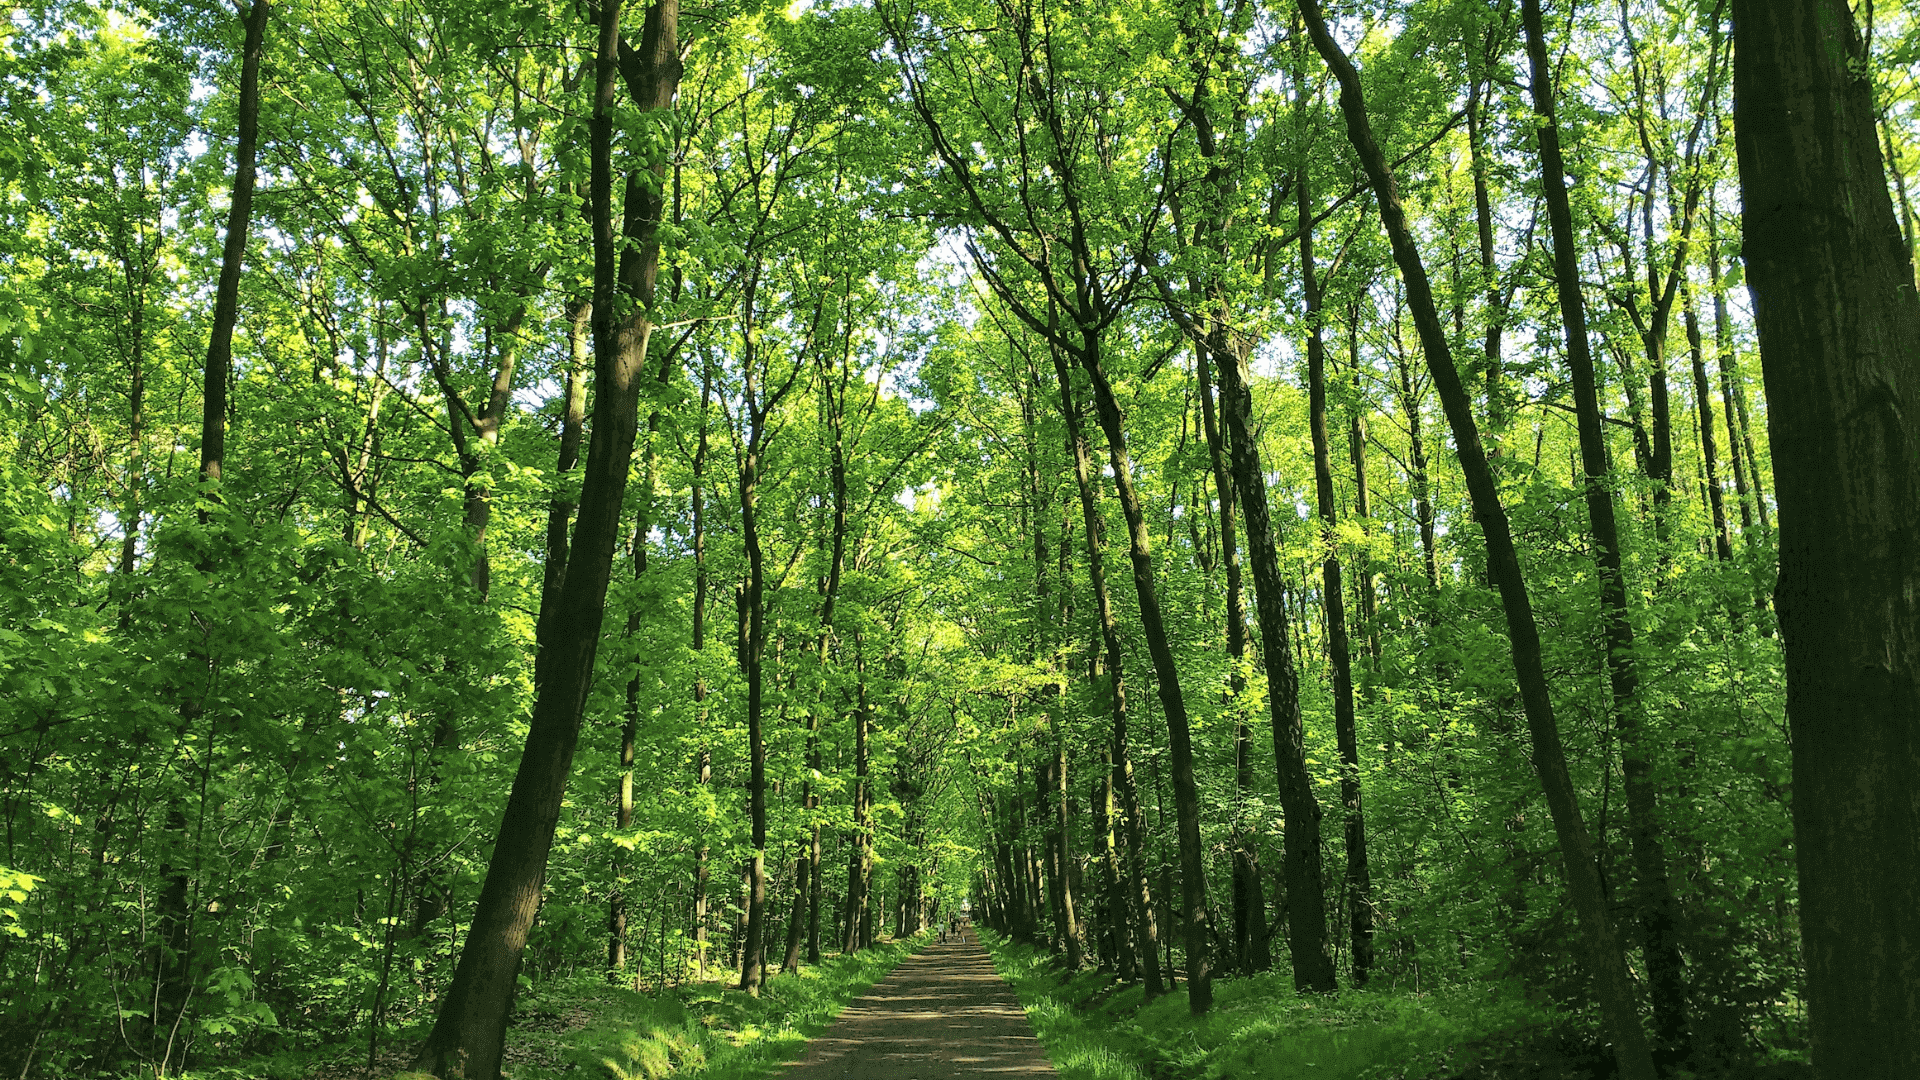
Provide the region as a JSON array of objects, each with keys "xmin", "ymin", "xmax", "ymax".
[{"xmin": 1730, "ymin": 1, "xmax": 1920, "ymax": 1073}]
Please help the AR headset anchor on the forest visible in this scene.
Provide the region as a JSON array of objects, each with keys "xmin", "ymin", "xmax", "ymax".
[{"xmin": 1, "ymin": 0, "xmax": 1917, "ymax": 1076}]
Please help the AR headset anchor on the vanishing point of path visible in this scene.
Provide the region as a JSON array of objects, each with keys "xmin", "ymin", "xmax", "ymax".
[{"xmin": 780, "ymin": 930, "xmax": 1056, "ymax": 1080}]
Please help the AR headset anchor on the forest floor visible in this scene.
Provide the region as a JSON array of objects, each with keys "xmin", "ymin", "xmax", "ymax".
[
  {"xmin": 239, "ymin": 936, "xmax": 926, "ymax": 1080},
  {"xmin": 977, "ymin": 934, "xmax": 1819, "ymax": 1080},
  {"xmin": 775, "ymin": 927, "xmax": 1054, "ymax": 1080}
]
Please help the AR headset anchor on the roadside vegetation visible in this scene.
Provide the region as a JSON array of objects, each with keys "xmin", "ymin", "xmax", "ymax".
[
  {"xmin": 983, "ymin": 933, "xmax": 1812, "ymax": 1080},
  {"xmin": 187, "ymin": 937, "xmax": 921, "ymax": 1080}
]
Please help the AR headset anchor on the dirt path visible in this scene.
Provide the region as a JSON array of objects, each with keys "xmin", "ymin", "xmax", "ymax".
[{"xmin": 777, "ymin": 929, "xmax": 1055, "ymax": 1080}]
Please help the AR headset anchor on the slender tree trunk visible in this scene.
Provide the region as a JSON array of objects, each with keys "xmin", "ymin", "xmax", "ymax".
[
  {"xmin": 198, "ymin": 0, "xmax": 268, "ymax": 502},
  {"xmin": 1206, "ymin": 292, "xmax": 1338, "ymax": 995},
  {"xmin": 1052, "ymin": 736, "xmax": 1081, "ymax": 968},
  {"xmin": 1707, "ymin": 205, "xmax": 1772, "ymax": 538},
  {"xmin": 1049, "ymin": 346, "xmax": 1163, "ymax": 994},
  {"xmin": 1520, "ymin": 0, "xmax": 1690, "ymax": 1053},
  {"xmin": 1346, "ymin": 304, "xmax": 1380, "ymax": 662},
  {"xmin": 612, "ymin": 346, "xmax": 671, "ymax": 978},
  {"xmin": 1467, "ymin": 74, "xmax": 1507, "ymax": 437},
  {"xmin": 1684, "ymin": 289, "xmax": 1733, "ymax": 561},
  {"xmin": 1392, "ymin": 353, "xmax": 1439, "ymax": 594},
  {"xmin": 691, "ymin": 366, "xmax": 712, "ymax": 978},
  {"xmin": 1301, "ymin": 5, "xmax": 1655, "ymax": 1075},
  {"xmin": 1705, "ymin": 212, "xmax": 1754, "ymax": 539},
  {"xmin": 1302, "ymin": 175, "xmax": 1372, "ymax": 987},
  {"xmin": 1076, "ymin": 334, "xmax": 1212, "ymax": 1013},
  {"xmin": 1731, "ymin": 2, "xmax": 1920, "ymax": 1072},
  {"xmin": 412, "ymin": 2, "xmax": 680, "ymax": 1074},
  {"xmin": 1194, "ymin": 343, "xmax": 1267, "ymax": 976},
  {"xmin": 844, "ymin": 637, "xmax": 872, "ymax": 953},
  {"xmin": 155, "ymin": 6, "xmax": 270, "ymax": 1068},
  {"xmin": 739, "ymin": 423, "xmax": 769, "ymax": 994}
]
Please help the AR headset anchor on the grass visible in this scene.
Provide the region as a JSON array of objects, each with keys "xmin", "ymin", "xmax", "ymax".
[
  {"xmin": 979, "ymin": 932, "xmax": 1574, "ymax": 1080},
  {"xmin": 187, "ymin": 936, "xmax": 924, "ymax": 1080},
  {"xmin": 529, "ymin": 937, "xmax": 924, "ymax": 1080}
]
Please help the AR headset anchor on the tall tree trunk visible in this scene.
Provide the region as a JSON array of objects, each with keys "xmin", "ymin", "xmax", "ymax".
[
  {"xmin": 1731, "ymin": 2, "xmax": 1920, "ymax": 1073},
  {"xmin": 1049, "ymin": 346, "xmax": 1164, "ymax": 994},
  {"xmin": 738, "ymin": 336, "xmax": 770, "ymax": 994},
  {"xmin": 1205, "ymin": 283, "xmax": 1338, "ymax": 995},
  {"xmin": 691, "ymin": 365, "xmax": 712, "ymax": 978},
  {"xmin": 1077, "ymin": 334, "xmax": 1212, "ymax": 1013},
  {"xmin": 1466, "ymin": 73, "xmax": 1507, "ymax": 437},
  {"xmin": 1302, "ymin": 174, "xmax": 1372, "ymax": 987},
  {"xmin": 844, "ymin": 637, "xmax": 872, "ymax": 953},
  {"xmin": 1520, "ymin": 0, "xmax": 1690, "ymax": 1054},
  {"xmin": 412, "ymin": 1, "xmax": 680, "ymax": 1074},
  {"xmin": 1346, "ymin": 304, "xmax": 1380, "ymax": 662},
  {"xmin": 1051, "ymin": 736, "xmax": 1081, "ymax": 969},
  {"xmin": 1194, "ymin": 342, "xmax": 1268, "ymax": 977},
  {"xmin": 612, "ymin": 344, "xmax": 671, "ymax": 978},
  {"xmin": 198, "ymin": 0, "xmax": 268, "ymax": 502},
  {"xmin": 1705, "ymin": 211, "xmax": 1755, "ymax": 539},
  {"xmin": 156, "ymin": 6, "xmax": 270, "ymax": 1069},
  {"xmin": 1301, "ymin": 4, "xmax": 1656, "ymax": 1075},
  {"xmin": 1707, "ymin": 203, "xmax": 1772, "ymax": 538},
  {"xmin": 1391, "ymin": 350, "xmax": 1439, "ymax": 595},
  {"xmin": 1684, "ymin": 290, "xmax": 1733, "ymax": 561}
]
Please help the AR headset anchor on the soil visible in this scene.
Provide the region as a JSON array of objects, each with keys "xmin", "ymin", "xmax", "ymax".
[{"xmin": 777, "ymin": 929, "xmax": 1056, "ymax": 1080}]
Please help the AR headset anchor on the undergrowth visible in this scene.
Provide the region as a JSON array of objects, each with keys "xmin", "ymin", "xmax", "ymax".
[
  {"xmin": 180, "ymin": 935, "xmax": 923, "ymax": 1080},
  {"xmin": 981, "ymin": 932, "xmax": 1605, "ymax": 1080},
  {"xmin": 982, "ymin": 933, "xmax": 1818, "ymax": 1080}
]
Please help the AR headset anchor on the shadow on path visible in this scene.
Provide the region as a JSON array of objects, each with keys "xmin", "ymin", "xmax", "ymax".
[{"xmin": 778, "ymin": 930, "xmax": 1055, "ymax": 1080}]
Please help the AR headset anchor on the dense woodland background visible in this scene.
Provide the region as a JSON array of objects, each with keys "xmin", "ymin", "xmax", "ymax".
[{"xmin": 1, "ymin": 0, "xmax": 1916, "ymax": 1077}]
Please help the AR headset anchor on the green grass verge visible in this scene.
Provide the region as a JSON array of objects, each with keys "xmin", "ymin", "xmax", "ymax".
[
  {"xmin": 521, "ymin": 937, "xmax": 925, "ymax": 1080},
  {"xmin": 978, "ymin": 931, "xmax": 1563, "ymax": 1080},
  {"xmin": 189, "ymin": 936, "xmax": 924, "ymax": 1080}
]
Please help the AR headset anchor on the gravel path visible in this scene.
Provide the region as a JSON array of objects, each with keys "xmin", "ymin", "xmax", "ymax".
[{"xmin": 777, "ymin": 929, "xmax": 1056, "ymax": 1080}]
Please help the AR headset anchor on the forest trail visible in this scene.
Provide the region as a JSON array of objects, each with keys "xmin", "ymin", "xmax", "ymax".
[{"xmin": 777, "ymin": 932, "xmax": 1055, "ymax": 1080}]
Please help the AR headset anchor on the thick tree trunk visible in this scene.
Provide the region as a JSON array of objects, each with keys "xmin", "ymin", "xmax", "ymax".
[
  {"xmin": 412, "ymin": 2, "xmax": 680, "ymax": 1074},
  {"xmin": 1301, "ymin": 4, "xmax": 1655, "ymax": 1075},
  {"xmin": 1730, "ymin": 2, "xmax": 1920, "ymax": 1073}
]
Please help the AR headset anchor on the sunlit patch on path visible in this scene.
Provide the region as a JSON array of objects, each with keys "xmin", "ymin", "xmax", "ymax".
[{"xmin": 779, "ymin": 931, "xmax": 1055, "ymax": 1080}]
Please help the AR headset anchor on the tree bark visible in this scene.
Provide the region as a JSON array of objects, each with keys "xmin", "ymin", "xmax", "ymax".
[
  {"xmin": 1731, "ymin": 2, "xmax": 1920, "ymax": 1073},
  {"xmin": 1301, "ymin": 4, "xmax": 1655, "ymax": 1075},
  {"xmin": 1048, "ymin": 345, "xmax": 1162, "ymax": 993},
  {"xmin": 412, "ymin": 1, "xmax": 680, "ymax": 1074},
  {"xmin": 1683, "ymin": 290, "xmax": 1733, "ymax": 561},
  {"xmin": 737, "ymin": 276, "xmax": 771, "ymax": 995},
  {"xmin": 691, "ymin": 365, "xmax": 713, "ymax": 978},
  {"xmin": 1195, "ymin": 345, "xmax": 1267, "ymax": 976},
  {"xmin": 1521, "ymin": 0, "xmax": 1690, "ymax": 1054},
  {"xmin": 1206, "ymin": 266, "xmax": 1338, "ymax": 997},
  {"xmin": 1302, "ymin": 173, "xmax": 1372, "ymax": 987}
]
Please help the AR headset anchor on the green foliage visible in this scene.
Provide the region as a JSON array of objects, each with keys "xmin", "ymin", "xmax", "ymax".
[{"xmin": 985, "ymin": 932, "xmax": 1579, "ymax": 1080}]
